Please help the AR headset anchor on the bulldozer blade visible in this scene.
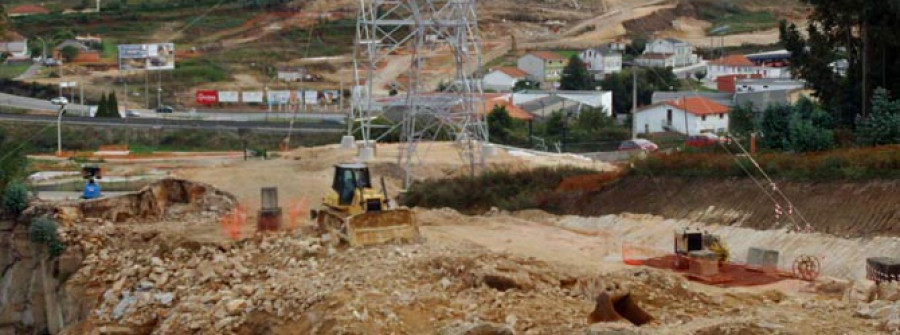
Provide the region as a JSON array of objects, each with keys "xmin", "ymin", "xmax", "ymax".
[
  {"xmin": 345, "ymin": 208, "xmax": 420, "ymax": 247},
  {"xmin": 588, "ymin": 292, "xmax": 654, "ymax": 326}
]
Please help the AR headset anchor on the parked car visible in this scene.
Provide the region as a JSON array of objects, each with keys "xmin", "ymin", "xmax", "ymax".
[
  {"xmin": 50, "ymin": 97, "xmax": 69, "ymax": 105},
  {"xmin": 685, "ymin": 133, "xmax": 727, "ymax": 148},
  {"xmin": 125, "ymin": 110, "xmax": 142, "ymax": 118},
  {"xmin": 155, "ymin": 106, "xmax": 174, "ymax": 113},
  {"xmin": 618, "ymin": 139, "xmax": 659, "ymax": 152}
]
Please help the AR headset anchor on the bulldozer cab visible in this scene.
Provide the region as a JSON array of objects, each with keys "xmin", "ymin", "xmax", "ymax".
[{"xmin": 333, "ymin": 164, "xmax": 372, "ymax": 205}]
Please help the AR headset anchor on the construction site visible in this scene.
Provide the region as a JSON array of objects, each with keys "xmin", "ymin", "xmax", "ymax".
[{"xmin": 1, "ymin": 0, "xmax": 899, "ymax": 334}]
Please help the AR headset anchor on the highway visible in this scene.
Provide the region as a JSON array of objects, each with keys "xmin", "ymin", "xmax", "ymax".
[{"xmin": 0, "ymin": 113, "xmax": 346, "ymax": 134}]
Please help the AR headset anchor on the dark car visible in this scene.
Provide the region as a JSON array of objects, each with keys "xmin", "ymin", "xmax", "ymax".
[
  {"xmin": 155, "ymin": 106, "xmax": 174, "ymax": 113},
  {"xmin": 618, "ymin": 139, "xmax": 659, "ymax": 152},
  {"xmin": 685, "ymin": 133, "xmax": 727, "ymax": 148}
]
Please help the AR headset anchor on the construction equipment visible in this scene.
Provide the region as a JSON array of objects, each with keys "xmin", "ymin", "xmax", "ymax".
[
  {"xmin": 311, "ymin": 163, "xmax": 419, "ymax": 247},
  {"xmin": 81, "ymin": 165, "xmax": 102, "ymax": 200},
  {"xmin": 673, "ymin": 230, "xmax": 730, "ymax": 268}
]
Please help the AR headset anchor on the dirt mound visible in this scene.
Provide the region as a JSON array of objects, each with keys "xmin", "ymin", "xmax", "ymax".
[
  {"xmin": 26, "ymin": 179, "xmax": 237, "ymax": 224},
  {"xmin": 546, "ymin": 176, "xmax": 900, "ymax": 238}
]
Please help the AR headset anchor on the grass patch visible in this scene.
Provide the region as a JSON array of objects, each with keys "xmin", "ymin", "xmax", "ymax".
[
  {"xmin": 694, "ymin": 0, "xmax": 779, "ymax": 36},
  {"xmin": 631, "ymin": 145, "xmax": 900, "ymax": 181},
  {"xmin": 170, "ymin": 58, "xmax": 229, "ymax": 85},
  {"xmin": 402, "ymin": 166, "xmax": 601, "ymax": 214},
  {"xmin": 0, "ymin": 64, "xmax": 32, "ymax": 79}
]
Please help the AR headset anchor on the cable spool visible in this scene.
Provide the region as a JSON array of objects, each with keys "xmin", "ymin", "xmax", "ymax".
[{"xmin": 792, "ymin": 255, "xmax": 820, "ymax": 281}]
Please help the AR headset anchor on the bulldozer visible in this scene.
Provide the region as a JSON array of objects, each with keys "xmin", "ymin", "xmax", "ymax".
[{"xmin": 311, "ymin": 163, "xmax": 419, "ymax": 247}]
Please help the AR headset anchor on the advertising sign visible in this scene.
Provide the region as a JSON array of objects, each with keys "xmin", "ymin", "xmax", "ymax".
[
  {"xmin": 302, "ymin": 90, "xmax": 318, "ymax": 105},
  {"xmin": 196, "ymin": 90, "xmax": 219, "ymax": 105},
  {"xmin": 117, "ymin": 43, "xmax": 176, "ymax": 71},
  {"xmin": 267, "ymin": 90, "xmax": 290, "ymax": 105},
  {"xmin": 242, "ymin": 91, "xmax": 264, "ymax": 103},
  {"xmin": 218, "ymin": 91, "xmax": 239, "ymax": 103},
  {"xmin": 322, "ymin": 90, "xmax": 340, "ymax": 104}
]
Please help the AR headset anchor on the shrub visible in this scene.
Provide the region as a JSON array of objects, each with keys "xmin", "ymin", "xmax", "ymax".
[
  {"xmin": 29, "ymin": 218, "xmax": 65, "ymax": 257},
  {"xmin": 2, "ymin": 181, "xmax": 29, "ymax": 217}
]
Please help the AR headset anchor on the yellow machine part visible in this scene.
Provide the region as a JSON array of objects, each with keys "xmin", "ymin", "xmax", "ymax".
[{"xmin": 318, "ymin": 188, "xmax": 419, "ymax": 247}]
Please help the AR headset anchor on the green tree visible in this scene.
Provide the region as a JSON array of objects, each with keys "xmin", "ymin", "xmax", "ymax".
[
  {"xmin": 107, "ymin": 92, "xmax": 119, "ymax": 117},
  {"xmin": 544, "ymin": 111, "xmax": 568, "ymax": 138},
  {"xmin": 693, "ymin": 70, "xmax": 707, "ymax": 81},
  {"xmin": 760, "ymin": 104, "xmax": 792, "ymax": 149},
  {"xmin": 559, "ymin": 55, "xmax": 594, "ymax": 91},
  {"xmin": 788, "ymin": 111, "xmax": 834, "ymax": 152},
  {"xmin": 59, "ymin": 45, "xmax": 81, "ymax": 63},
  {"xmin": 96, "ymin": 93, "xmax": 108, "ymax": 117},
  {"xmin": 487, "ymin": 105, "xmax": 514, "ymax": 144},
  {"xmin": 599, "ymin": 67, "xmax": 680, "ymax": 116},
  {"xmin": 627, "ymin": 38, "xmax": 647, "ymax": 56},
  {"xmin": 729, "ymin": 103, "xmax": 758, "ymax": 138},
  {"xmin": 2, "ymin": 181, "xmax": 29, "ymax": 217},
  {"xmin": 512, "ymin": 79, "xmax": 540, "ymax": 92},
  {"xmin": 0, "ymin": 5, "xmax": 8, "ymax": 37},
  {"xmin": 857, "ymin": 88, "xmax": 900, "ymax": 146},
  {"xmin": 577, "ymin": 106, "xmax": 613, "ymax": 132}
]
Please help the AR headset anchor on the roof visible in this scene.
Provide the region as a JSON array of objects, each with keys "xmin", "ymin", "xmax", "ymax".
[
  {"xmin": 710, "ymin": 55, "xmax": 755, "ymax": 67},
  {"xmin": 493, "ymin": 67, "xmax": 528, "ymax": 78},
  {"xmin": 745, "ymin": 49, "xmax": 791, "ymax": 61},
  {"xmin": 665, "ymin": 97, "xmax": 730, "ymax": 115},
  {"xmin": 734, "ymin": 90, "xmax": 795, "ymax": 112},
  {"xmin": 54, "ymin": 40, "xmax": 92, "ymax": 51},
  {"xmin": 484, "ymin": 98, "xmax": 534, "ymax": 121},
  {"xmin": 1, "ymin": 31, "xmax": 26, "ymax": 42},
  {"xmin": 584, "ymin": 46, "xmax": 620, "ymax": 55},
  {"xmin": 652, "ymin": 91, "xmax": 735, "ymax": 107},
  {"xmin": 9, "ymin": 5, "xmax": 49, "ymax": 15},
  {"xmin": 638, "ymin": 53, "xmax": 674, "ymax": 60},
  {"xmin": 526, "ymin": 51, "xmax": 566, "ymax": 61},
  {"xmin": 734, "ymin": 78, "xmax": 805, "ymax": 86}
]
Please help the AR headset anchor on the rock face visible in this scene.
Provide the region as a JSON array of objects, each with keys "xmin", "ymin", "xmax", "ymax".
[{"xmin": 0, "ymin": 179, "xmax": 237, "ymax": 334}]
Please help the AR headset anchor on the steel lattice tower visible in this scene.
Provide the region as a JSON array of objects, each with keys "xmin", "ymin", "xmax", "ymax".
[{"xmin": 350, "ymin": 0, "xmax": 488, "ymax": 187}]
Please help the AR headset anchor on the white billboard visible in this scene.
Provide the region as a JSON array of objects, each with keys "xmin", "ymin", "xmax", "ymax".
[
  {"xmin": 218, "ymin": 91, "xmax": 239, "ymax": 103},
  {"xmin": 267, "ymin": 90, "xmax": 290, "ymax": 105},
  {"xmin": 301, "ymin": 91, "xmax": 318, "ymax": 105},
  {"xmin": 242, "ymin": 91, "xmax": 264, "ymax": 103},
  {"xmin": 118, "ymin": 43, "xmax": 175, "ymax": 71},
  {"xmin": 322, "ymin": 90, "xmax": 339, "ymax": 104}
]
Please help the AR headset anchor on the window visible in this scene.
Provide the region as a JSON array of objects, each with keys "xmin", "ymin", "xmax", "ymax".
[
  {"xmin": 701, "ymin": 115, "xmax": 707, "ymax": 121},
  {"xmin": 719, "ymin": 113, "xmax": 724, "ymax": 119}
]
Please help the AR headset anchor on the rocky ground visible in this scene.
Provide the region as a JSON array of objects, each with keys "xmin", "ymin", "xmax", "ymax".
[{"xmin": 50, "ymin": 207, "xmax": 879, "ymax": 335}]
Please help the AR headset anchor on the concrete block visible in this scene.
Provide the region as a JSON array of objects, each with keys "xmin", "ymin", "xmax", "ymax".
[
  {"xmin": 747, "ymin": 247, "xmax": 779, "ymax": 269},
  {"xmin": 689, "ymin": 257, "xmax": 719, "ymax": 277},
  {"xmin": 340, "ymin": 135, "xmax": 355, "ymax": 150},
  {"xmin": 260, "ymin": 187, "xmax": 279, "ymax": 210}
]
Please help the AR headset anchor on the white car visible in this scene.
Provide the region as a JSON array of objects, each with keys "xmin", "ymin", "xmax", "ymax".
[
  {"xmin": 50, "ymin": 97, "xmax": 69, "ymax": 105},
  {"xmin": 125, "ymin": 110, "xmax": 142, "ymax": 118}
]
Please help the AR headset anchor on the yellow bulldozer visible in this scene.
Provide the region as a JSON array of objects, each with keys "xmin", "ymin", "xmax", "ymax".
[{"xmin": 312, "ymin": 163, "xmax": 420, "ymax": 247}]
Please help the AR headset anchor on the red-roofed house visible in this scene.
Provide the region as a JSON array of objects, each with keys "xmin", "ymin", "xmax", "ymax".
[
  {"xmin": 482, "ymin": 95, "xmax": 534, "ymax": 121},
  {"xmin": 707, "ymin": 55, "xmax": 757, "ymax": 80},
  {"xmin": 483, "ymin": 67, "xmax": 529, "ymax": 92},
  {"xmin": 517, "ymin": 51, "xmax": 567, "ymax": 86},
  {"xmin": 633, "ymin": 96, "xmax": 730, "ymax": 135},
  {"xmin": 8, "ymin": 4, "xmax": 50, "ymax": 17}
]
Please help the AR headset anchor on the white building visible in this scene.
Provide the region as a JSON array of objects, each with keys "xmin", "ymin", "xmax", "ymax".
[
  {"xmin": 482, "ymin": 67, "xmax": 529, "ymax": 92},
  {"xmin": 734, "ymin": 78, "xmax": 805, "ymax": 93},
  {"xmin": 512, "ymin": 90, "xmax": 613, "ymax": 118},
  {"xmin": 635, "ymin": 53, "xmax": 676, "ymax": 68},
  {"xmin": 643, "ymin": 38, "xmax": 698, "ymax": 67},
  {"xmin": 633, "ymin": 96, "xmax": 730, "ymax": 135},
  {"xmin": 0, "ymin": 32, "xmax": 30, "ymax": 62},
  {"xmin": 579, "ymin": 46, "xmax": 623, "ymax": 77},
  {"xmin": 707, "ymin": 54, "xmax": 791, "ymax": 81}
]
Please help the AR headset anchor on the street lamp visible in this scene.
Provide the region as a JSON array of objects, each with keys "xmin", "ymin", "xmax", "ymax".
[
  {"xmin": 157, "ymin": 87, "xmax": 162, "ymax": 109},
  {"xmin": 52, "ymin": 101, "xmax": 68, "ymax": 156}
]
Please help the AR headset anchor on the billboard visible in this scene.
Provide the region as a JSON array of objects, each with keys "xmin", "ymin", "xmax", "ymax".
[
  {"xmin": 242, "ymin": 91, "xmax": 264, "ymax": 103},
  {"xmin": 302, "ymin": 91, "xmax": 318, "ymax": 105},
  {"xmin": 196, "ymin": 90, "xmax": 219, "ymax": 105},
  {"xmin": 267, "ymin": 90, "xmax": 290, "ymax": 105},
  {"xmin": 218, "ymin": 91, "xmax": 239, "ymax": 103},
  {"xmin": 118, "ymin": 43, "xmax": 175, "ymax": 71}
]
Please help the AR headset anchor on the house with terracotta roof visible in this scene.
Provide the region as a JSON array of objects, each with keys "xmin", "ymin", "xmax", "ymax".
[
  {"xmin": 633, "ymin": 96, "xmax": 730, "ymax": 135},
  {"xmin": 516, "ymin": 51, "xmax": 568, "ymax": 86},
  {"xmin": 707, "ymin": 54, "xmax": 795, "ymax": 81},
  {"xmin": 8, "ymin": 4, "xmax": 50, "ymax": 17},
  {"xmin": 0, "ymin": 31, "xmax": 31, "ymax": 63},
  {"xmin": 482, "ymin": 67, "xmax": 529, "ymax": 92}
]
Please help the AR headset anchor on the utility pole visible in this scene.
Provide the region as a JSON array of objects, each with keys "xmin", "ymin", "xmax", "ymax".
[
  {"xmin": 157, "ymin": 71, "xmax": 162, "ymax": 108},
  {"xmin": 631, "ymin": 67, "xmax": 638, "ymax": 139},
  {"xmin": 58, "ymin": 59, "xmax": 64, "ymax": 97},
  {"xmin": 145, "ymin": 70, "xmax": 150, "ymax": 109}
]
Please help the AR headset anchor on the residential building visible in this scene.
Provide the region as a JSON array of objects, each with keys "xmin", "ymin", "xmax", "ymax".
[
  {"xmin": 706, "ymin": 55, "xmax": 757, "ymax": 80},
  {"xmin": 735, "ymin": 78, "xmax": 805, "ymax": 93},
  {"xmin": 482, "ymin": 67, "xmax": 529, "ymax": 92},
  {"xmin": 512, "ymin": 90, "xmax": 613, "ymax": 118},
  {"xmin": 53, "ymin": 40, "xmax": 101, "ymax": 63},
  {"xmin": 482, "ymin": 95, "xmax": 534, "ymax": 121},
  {"xmin": 643, "ymin": 38, "xmax": 698, "ymax": 67},
  {"xmin": 7, "ymin": 5, "xmax": 49, "ymax": 17},
  {"xmin": 651, "ymin": 91, "xmax": 735, "ymax": 108},
  {"xmin": 746, "ymin": 49, "xmax": 792, "ymax": 78},
  {"xmin": 0, "ymin": 32, "xmax": 30, "ymax": 63},
  {"xmin": 516, "ymin": 51, "xmax": 567, "ymax": 86},
  {"xmin": 715, "ymin": 74, "xmax": 763, "ymax": 93},
  {"xmin": 634, "ymin": 96, "xmax": 730, "ymax": 135},
  {"xmin": 635, "ymin": 53, "xmax": 676, "ymax": 68},
  {"xmin": 579, "ymin": 46, "xmax": 623, "ymax": 78}
]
